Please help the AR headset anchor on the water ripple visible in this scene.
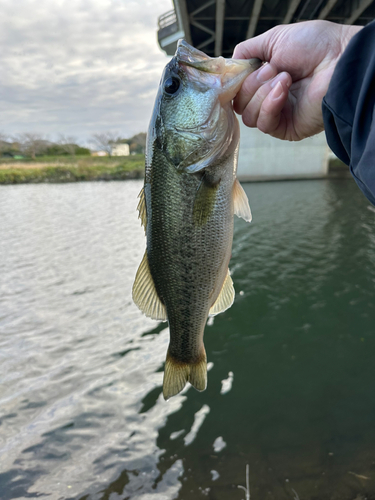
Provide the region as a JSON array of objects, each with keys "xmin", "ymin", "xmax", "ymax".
[{"xmin": 1, "ymin": 179, "xmax": 375, "ymax": 499}]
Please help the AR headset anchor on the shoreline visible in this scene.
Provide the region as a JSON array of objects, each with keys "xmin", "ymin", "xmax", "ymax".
[
  {"xmin": 0, "ymin": 156, "xmax": 349, "ymax": 184},
  {"xmin": 0, "ymin": 155, "xmax": 145, "ymax": 184}
]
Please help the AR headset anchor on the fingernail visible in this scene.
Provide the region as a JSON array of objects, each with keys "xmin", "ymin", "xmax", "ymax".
[
  {"xmin": 257, "ymin": 63, "xmax": 275, "ymax": 83},
  {"xmin": 271, "ymin": 81, "xmax": 283, "ymax": 100},
  {"xmin": 271, "ymin": 72, "xmax": 288, "ymax": 88}
]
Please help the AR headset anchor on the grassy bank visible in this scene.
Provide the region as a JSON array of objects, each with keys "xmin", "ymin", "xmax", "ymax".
[
  {"xmin": 0, "ymin": 155, "xmax": 145, "ymax": 184},
  {"xmin": 0, "ymin": 155, "xmax": 349, "ymax": 185}
]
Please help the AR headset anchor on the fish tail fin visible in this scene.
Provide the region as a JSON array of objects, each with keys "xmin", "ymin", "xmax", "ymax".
[
  {"xmin": 163, "ymin": 348, "xmax": 207, "ymax": 400},
  {"xmin": 189, "ymin": 351, "xmax": 207, "ymax": 393}
]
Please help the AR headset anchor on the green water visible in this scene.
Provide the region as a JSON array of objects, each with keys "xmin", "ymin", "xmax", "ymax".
[
  {"xmin": 154, "ymin": 179, "xmax": 375, "ymax": 499},
  {"xmin": 1, "ymin": 179, "xmax": 375, "ymax": 499}
]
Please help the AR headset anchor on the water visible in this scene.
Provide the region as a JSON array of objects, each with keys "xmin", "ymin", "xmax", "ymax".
[{"xmin": 1, "ymin": 179, "xmax": 375, "ymax": 500}]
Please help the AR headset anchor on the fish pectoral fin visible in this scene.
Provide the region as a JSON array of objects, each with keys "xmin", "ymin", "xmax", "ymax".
[
  {"xmin": 163, "ymin": 349, "xmax": 207, "ymax": 400},
  {"xmin": 233, "ymin": 178, "xmax": 252, "ymax": 222},
  {"xmin": 132, "ymin": 250, "xmax": 167, "ymax": 321},
  {"xmin": 193, "ymin": 178, "xmax": 219, "ymax": 226},
  {"xmin": 137, "ymin": 186, "xmax": 147, "ymax": 231},
  {"xmin": 209, "ymin": 269, "xmax": 235, "ymax": 316}
]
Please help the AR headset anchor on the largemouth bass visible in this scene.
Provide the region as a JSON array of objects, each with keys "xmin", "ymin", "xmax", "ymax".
[{"xmin": 133, "ymin": 40, "xmax": 261, "ymax": 400}]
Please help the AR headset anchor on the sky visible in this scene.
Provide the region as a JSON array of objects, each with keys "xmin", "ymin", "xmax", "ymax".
[{"xmin": 0, "ymin": 0, "xmax": 173, "ymax": 144}]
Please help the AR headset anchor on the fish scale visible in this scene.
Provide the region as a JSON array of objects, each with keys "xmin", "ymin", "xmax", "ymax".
[{"xmin": 147, "ymin": 147, "xmax": 232, "ymax": 363}]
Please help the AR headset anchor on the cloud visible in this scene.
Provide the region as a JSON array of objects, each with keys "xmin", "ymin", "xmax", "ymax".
[{"xmin": 0, "ymin": 0, "xmax": 173, "ymax": 142}]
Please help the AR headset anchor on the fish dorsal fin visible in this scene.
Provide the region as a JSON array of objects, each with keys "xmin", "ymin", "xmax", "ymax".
[
  {"xmin": 137, "ymin": 186, "xmax": 147, "ymax": 231},
  {"xmin": 233, "ymin": 178, "xmax": 252, "ymax": 222},
  {"xmin": 132, "ymin": 250, "xmax": 167, "ymax": 321},
  {"xmin": 209, "ymin": 269, "xmax": 235, "ymax": 316}
]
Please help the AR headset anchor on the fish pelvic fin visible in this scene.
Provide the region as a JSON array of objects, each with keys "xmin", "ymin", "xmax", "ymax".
[
  {"xmin": 209, "ymin": 269, "xmax": 235, "ymax": 316},
  {"xmin": 233, "ymin": 178, "xmax": 252, "ymax": 222},
  {"xmin": 163, "ymin": 348, "xmax": 207, "ymax": 400},
  {"xmin": 132, "ymin": 250, "xmax": 167, "ymax": 321}
]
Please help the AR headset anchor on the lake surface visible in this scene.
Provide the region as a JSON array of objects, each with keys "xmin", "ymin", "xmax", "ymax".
[{"xmin": 1, "ymin": 179, "xmax": 375, "ymax": 500}]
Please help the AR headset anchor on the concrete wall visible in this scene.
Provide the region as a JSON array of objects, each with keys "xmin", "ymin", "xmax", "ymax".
[{"xmin": 237, "ymin": 121, "xmax": 330, "ymax": 181}]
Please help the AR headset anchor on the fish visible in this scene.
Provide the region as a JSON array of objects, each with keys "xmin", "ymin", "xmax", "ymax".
[{"xmin": 132, "ymin": 39, "xmax": 261, "ymax": 400}]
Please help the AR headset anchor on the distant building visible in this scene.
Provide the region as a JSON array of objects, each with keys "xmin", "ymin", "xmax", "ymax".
[
  {"xmin": 92, "ymin": 151, "xmax": 109, "ymax": 157},
  {"xmin": 111, "ymin": 143, "xmax": 130, "ymax": 156}
]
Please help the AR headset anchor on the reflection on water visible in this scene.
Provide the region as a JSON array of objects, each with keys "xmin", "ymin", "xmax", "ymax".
[{"xmin": 0, "ymin": 179, "xmax": 375, "ymax": 499}]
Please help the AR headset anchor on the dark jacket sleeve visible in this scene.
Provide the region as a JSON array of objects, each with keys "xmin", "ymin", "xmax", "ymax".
[{"xmin": 322, "ymin": 21, "xmax": 375, "ymax": 206}]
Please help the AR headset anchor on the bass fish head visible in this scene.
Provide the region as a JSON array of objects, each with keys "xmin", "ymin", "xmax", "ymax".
[{"xmin": 149, "ymin": 40, "xmax": 261, "ymax": 173}]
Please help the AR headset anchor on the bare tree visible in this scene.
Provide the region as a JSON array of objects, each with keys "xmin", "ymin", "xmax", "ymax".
[
  {"xmin": 59, "ymin": 134, "xmax": 80, "ymax": 158},
  {"xmin": 0, "ymin": 131, "xmax": 8, "ymax": 142},
  {"xmin": 0, "ymin": 131, "xmax": 10, "ymax": 157},
  {"xmin": 17, "ymin": 133, "xmax": 49, "ymax": 159},
  {"xmin": 130, "ymin": 132, "xmax": 146, "ymax": 148},
  {"xmin": 90, "ymin": 131, "xmax": 120, "ymax": 156},
  {"xmin": 129, "ymin": 132, "xmax": 146, "ymax": 154}
]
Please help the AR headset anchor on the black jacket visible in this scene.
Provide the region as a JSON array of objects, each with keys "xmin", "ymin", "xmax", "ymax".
[{"xmin": 322, "ymin": 21, "xmax": 375, "ymax": 205}]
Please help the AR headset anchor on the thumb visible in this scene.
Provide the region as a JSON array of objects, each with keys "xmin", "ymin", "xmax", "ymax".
[{"xmin": 232, "ymin": 32, "xmax": 270, "ymax": 62}]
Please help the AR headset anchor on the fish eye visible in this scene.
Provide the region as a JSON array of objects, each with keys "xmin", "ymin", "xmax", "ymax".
[{"xmin": 164, "ymin": 76, "xmax": 180, "ymax": 95}]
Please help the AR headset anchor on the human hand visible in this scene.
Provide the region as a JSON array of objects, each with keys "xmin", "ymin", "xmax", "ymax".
[{"xmin": 233, "ymin": 21, "xmax": 362, "ymax": 141}]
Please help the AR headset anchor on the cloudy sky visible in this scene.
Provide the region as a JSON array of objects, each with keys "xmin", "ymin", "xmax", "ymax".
[{"xmin": 0, "ymin": 0, "xmax": 173, "ymax": 143}]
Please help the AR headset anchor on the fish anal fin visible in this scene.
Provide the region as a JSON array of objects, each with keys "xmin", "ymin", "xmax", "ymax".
[
  {"xmin": 233, "ymin": 178, "xmax": 252, "ymax": 222},
  {"xmin": 132, "ymin": 250, "xmax": 167, "ymax": 321},
  {"xmin": 163, "ymin": 348, "xmax": 207, "ymax": 400},
  {"xmin": 137, "ymin": 186, "xmax": 147, "ymax": 231},
  {"xmin": 209, "ymin": 269, "xmax": 235, "ymax": 316}
]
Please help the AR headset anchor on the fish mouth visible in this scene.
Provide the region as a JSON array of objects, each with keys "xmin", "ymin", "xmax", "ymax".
[
  {"xmin": 175, "ymin": 39, "xmax": 262, "ymax": 102},
  {"xmin": 176, "ymin": 39, "xmax": 210, "ymax": 63}
]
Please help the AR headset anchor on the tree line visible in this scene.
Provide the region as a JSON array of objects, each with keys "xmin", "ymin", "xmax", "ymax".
[{"xmin": 0, "ymin": 131, "xmax": 146, "ymax": 159}]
